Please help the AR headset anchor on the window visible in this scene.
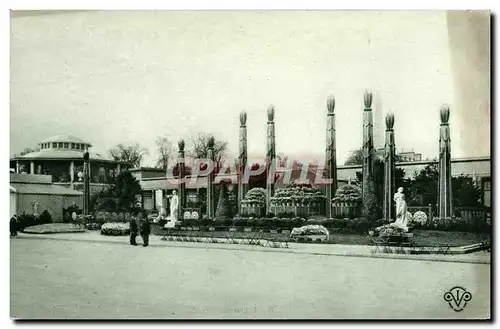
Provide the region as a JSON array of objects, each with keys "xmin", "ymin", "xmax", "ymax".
[
  {"xmin": 76, "ymin": 144, "xmax": 80, "ymax": 150},
  {"xmin": 57, "ymin": 142, "xmax": 62, "ymax": 148},
  {"xmin": 71, "ymin": 143, "xmax": 75, "ymax": 149},
  {"xmin": 483, "ymin": 179, "xmax": 491, "ymax": 208},
  {"xmin": 64, "ymin": 142, "xmax": 69, "ymax": 148}
]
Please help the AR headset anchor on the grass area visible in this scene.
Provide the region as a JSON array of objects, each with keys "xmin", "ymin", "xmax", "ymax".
[
  {"xmin": 151, "ymin": 224, "xmax": 490, "ymax": 247},
  {"xmin": 22, "ymin": 223, "xmax": 86, "ymax": 234}
]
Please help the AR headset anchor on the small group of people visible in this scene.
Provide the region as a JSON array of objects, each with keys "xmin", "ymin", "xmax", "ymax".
[{"xmin": 129, "ymin": 212, "xmax": 151, "ymax": 247}]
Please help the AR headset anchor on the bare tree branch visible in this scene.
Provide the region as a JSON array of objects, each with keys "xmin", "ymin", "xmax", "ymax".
[
  {"xmin": 155, "ymin": 137, "xmax": 173, "ymax": 170},
  {"xmin": 108, "ymin": 143, "xmax": 149, "ymax": 168}
]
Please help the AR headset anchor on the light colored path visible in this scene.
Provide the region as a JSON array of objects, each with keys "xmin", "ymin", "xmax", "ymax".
[
  {"xmin": 10, "ymin": 238, "xmax": 490, "ymax": 319},
  {"xmin": 13, "ymin": 232, "xmax": 491, "ymax": 264}
]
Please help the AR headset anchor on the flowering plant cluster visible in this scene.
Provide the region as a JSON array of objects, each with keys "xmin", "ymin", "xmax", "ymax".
[
  {"xmin": 331, "ymin": 184, "xmax": 362, "ymax": 204},
  {"xmin": 101, "ymin": 222, "xmax": 130, "ymax": 236},
  {"xmin": 290, "ymin": 224, "xmax": 330, "ymax": 237},
  {"xmin": 241, "ymin": 188, "xmax": 267, "ymax": 207},
  {"xmin": 411, "ymin": 211, "xmax": 427, "ymax": 225},
  {"xmin": 371, "ymin": 224, "xmax": 406, "ymax": 237},
  {"xmin": 183, "ymin": 211, "xmax": 200, "ymax": 220},
  {"xmin": 270, "ymin": 184, "xmax": 325, "ymax": 206}
]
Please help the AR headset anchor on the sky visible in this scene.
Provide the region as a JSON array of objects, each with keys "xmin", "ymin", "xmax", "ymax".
[{"xmin": 10, "ymin": 10, "xmax": 490, "ymax": 167}]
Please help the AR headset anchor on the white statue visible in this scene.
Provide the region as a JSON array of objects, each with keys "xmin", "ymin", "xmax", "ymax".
[
  {"xmin": 165, "ymin": 190, "xmax": 179, "ymax": 229},
  {"xmin": 392, "ymin": 187, "xmax": 409, "ymax": 231}
]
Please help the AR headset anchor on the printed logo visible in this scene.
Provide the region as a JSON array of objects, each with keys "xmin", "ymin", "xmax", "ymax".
[{"xmin": 443, "ymin": 286, "xmax": 472, "ymax": 312}]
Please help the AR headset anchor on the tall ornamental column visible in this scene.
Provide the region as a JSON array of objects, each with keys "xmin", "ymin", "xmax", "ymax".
[
  {"xmin": 238, "ymin": 111, "xmax": 248, "ymax": 213},
  {"xmin": 207, "ymin": 135, "xmax": 216, "ymax": 219},
  {"xmin": 70, "ymin": 161, "xmax": 75, "ymax": 189},
  {"xmin": 266, "ymin": 105, "xmax": 276, "ymax": 214},
  {"xmin": 438, "ymin": 105, "xmax": 453, "ymax": 219},
  {"xmin": 178, "ymin": 139, "xmax": 186, "ymax": 220},
  {"xmin": 383, "ymin": 112, "xmax": 396, "ymax": 221},
  {"xmin": 83, "ymin": 152, "xmax": 90, "ymax": 215},
  {"xmin": 362, "ymin": 91, "xmax": 376, "ymax": 219},
  {"xmin": 325, "ymin": 95, "xmax": 337, "ymax": 218}
]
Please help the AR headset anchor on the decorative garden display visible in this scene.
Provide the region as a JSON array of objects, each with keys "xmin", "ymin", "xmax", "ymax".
[
  {"xmin": 240, "ymin": 188, "xmax": 267, "ymax": 216},
  {"xmin": 270, "ymin": 183, "xmax": 326, "ymax": 216},
  {"xmin": 290, "ymin": 224, "xmax": 329, "ymax": 243},
  {"xmin": 101, "ymin": 222, "xmax": 130, "ymax": 236}
]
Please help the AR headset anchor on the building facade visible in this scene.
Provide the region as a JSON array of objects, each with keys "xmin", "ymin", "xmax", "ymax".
[{"xmin": 10, "ymin": 134, "xmax": 131, "ymax": 195}]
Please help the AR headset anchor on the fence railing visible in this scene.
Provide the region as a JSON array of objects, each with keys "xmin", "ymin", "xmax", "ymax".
[
  {"xmin": 269, "ymin": 204, "xmax": 323, "ymax": 217},
  {"xmin": 455, "ymin": 207, "xmax": 488, "ymax": 226},
  {"xmin": 240, "ymin": 204, "xmax": 266, "ymax": 217},
  {"xmin": 331, "ymin": 202, "xmax": 361, "ymax": 219}
]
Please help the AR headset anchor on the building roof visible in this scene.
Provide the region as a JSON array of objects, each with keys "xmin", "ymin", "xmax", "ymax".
[
  {"xmin": 11, "ymin": 149, "xmax": 118, "ymax": 162},
  {"xmin": 39, "ymin": 134, "xmax": 92, "ymax": 147},
  {"xmin": 10, "ymin": 182, "xmax": 83, "ymax": 196}
]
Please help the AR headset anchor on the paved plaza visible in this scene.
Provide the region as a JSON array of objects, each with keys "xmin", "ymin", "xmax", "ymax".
[{"xmin": 10, "ymin": 237, "xmax": 490, "ymax": 319}]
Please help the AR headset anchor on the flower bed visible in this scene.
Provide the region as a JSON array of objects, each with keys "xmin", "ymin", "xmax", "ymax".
[
  {"xmin": 370, "ymin": 224, "xmax": 407, "ymax": 238},
  {"xmin": 290, "ymin": 225, "xmax": 329, "ymax": 238},
  {"xmin": 22, "ymin": 223, "xmax": 86, "ymax": 234},
  {"xmin": 100, "ymin": 222, "xmax": 130, "ymax": 236}
]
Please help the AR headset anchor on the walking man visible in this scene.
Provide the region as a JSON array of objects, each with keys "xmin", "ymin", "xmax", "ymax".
[
  {"xmin": 139, "ymin": 212, "xmax": 151, "ymax": 247},
  {"xmin": 130, "ymin": 213, "xmax": 139, "ymax": 246}
]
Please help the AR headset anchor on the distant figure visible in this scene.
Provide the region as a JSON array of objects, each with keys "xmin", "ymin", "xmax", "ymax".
[
  {"xmin": 139, "ymin": 212, "xmax": 151, "ymax": 247},
  {"xmin": 10, "ymin": 215, "xmax": 18, "ymax": 237},
  {"xmin": 129, "ymin": 214, "xmax": 139, "ymax": 246},
  {"xmin": 393, "ymin": 187, "xmax": 409, "ymax": 231}
]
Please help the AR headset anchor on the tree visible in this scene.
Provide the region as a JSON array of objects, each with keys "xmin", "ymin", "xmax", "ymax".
[
  {"xmin": 356, "ymin": 158, "xmax": 406, "ymax": 217},
  {"xmin": 277, "ymin": 153, "xmax": 289, "ymax": 167},
  {"xmin": 452, "ymin": 175, "xmax": 482, "ymax": 207},
  {"xmin": 155, "ymin": 137, "xmax": 173, "ymax": 170},
  {"xmin": 90, "ymin": 171, "xmax": 142, "ymax": 212},
  {"xmin": 345, "ymin": 147, "xmax": 405, "ymax": 165},
  {"xmin": 344, "ymin": 149, "xmax": 364, "ymax": 165},
  {"xmin": 108, "ymin": 143, "xmax": 148, "ymax": 168},
  {"xmin": 188, "ymin": 133, "xmax": 228, "ymax": 171}
]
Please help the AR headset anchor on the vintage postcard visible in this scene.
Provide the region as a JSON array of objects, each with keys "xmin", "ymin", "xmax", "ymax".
[{"xmin": 9, "ymin": 10, "xmax": 491, "ymax": 320}]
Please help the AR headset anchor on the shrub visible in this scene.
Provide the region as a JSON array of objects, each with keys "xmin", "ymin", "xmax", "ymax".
[
  {"xmin": 362, "ymin": 178, "xmax": 379, "ymax": 220},
  {"xmin": 215, "ymin": 186, "xmax": 230, "ymax": 218},
  {"xmin": 101, "ymin": 222, "xmax": 130, "ymax": 236},
  {"xmin": 39, "ymin": 210, "xmax": 52, "ymax": 225},
  {"xmin": 17, "ymin": 213, "xmax": 37, "ymax": 231}
]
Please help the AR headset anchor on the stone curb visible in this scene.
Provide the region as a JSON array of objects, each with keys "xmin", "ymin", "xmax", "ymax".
[{"xmin": 13, "ymin": 234, "xmax": 490, "ymax": 265}]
